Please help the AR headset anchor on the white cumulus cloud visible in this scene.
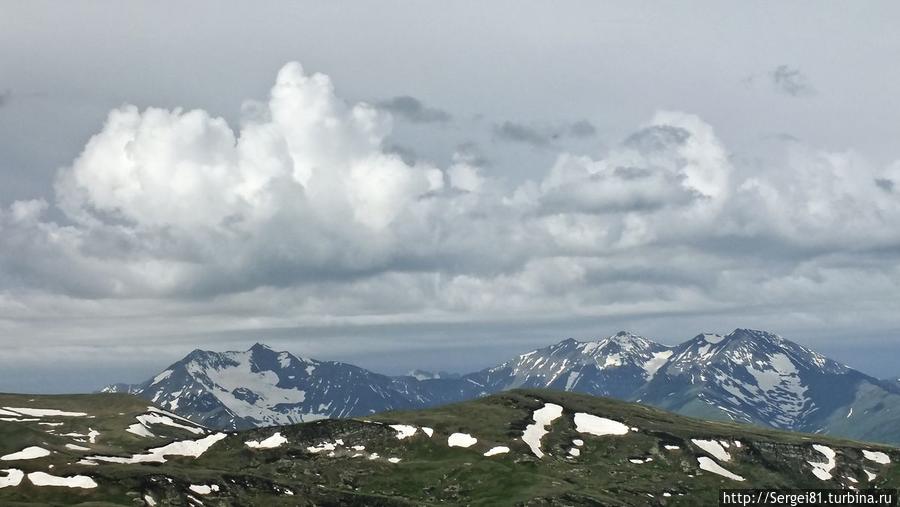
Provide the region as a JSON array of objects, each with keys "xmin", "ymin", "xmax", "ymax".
[{"xmin": 2, "ymin": 62, "xmax": 900, "ymax": 366}]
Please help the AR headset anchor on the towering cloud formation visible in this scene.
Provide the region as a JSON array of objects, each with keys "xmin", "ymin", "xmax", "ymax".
[
  {"xmin": 1, "ymin": 62, "xmax": 900, "ymax": 353},
  {"xmin": 58, "ymin": 63, "xmax": 443, "ymax": 231},
  {"xmin": 33, "ymin": 63, "xmax": 454, "ymax": 296}
]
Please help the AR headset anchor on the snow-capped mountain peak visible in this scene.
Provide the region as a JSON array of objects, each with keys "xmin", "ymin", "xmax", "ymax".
[
  {"xmin": 466, "ymin": 332, "xmax": 673, "ymax": 399},
  {"xmin": 574, "ymin": 331, "xmax": 674, "ymax": 376},
  {"xmin": 103, "ymin": 343, "xmax": 447, "ymax": 430},
  {"xmin": 642, "ymin": 328, "xmax": 873, "ymax": 430},
  {"xmin": 102, "ymin": 330, "xmax": 900, "ymax": 446},
  {"xmin": 510, "ymin": 331, "xmax": 667, "ymax": 372},
  {"xmin": 601, "ymin": 330, "xmax": 655, "ymax": 349}
]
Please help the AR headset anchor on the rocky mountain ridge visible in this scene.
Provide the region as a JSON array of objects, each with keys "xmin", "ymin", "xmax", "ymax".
[{"xmin": 102, "ymin": 329, "xmax": 900, "ymax": 445}]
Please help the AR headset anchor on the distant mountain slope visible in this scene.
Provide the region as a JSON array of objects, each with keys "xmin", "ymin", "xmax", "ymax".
[
  {"xmin": 102, "ymin": 331, "xmax": 672, "ymax": 431},
  {"xmin": 462, "ymin": 331, "xmax": 673, "ymax": 398},
  {"xmin": 638, "ymin": 329, "xmax": 900, "ymax": 444},
  {"xmin": 102, "ymin": 343, "xmax": 478, "ymax": 430},
  {"xmin": 1, "ymin": 390, "xmax": 898, "ymax": 505},
  {"xmin": 103, "ymin": 329, "xmax": 900, "ymax": 445}
]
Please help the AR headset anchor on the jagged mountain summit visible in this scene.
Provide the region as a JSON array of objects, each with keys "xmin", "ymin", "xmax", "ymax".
[
  {"xmin": 639, "ymin": 329, "xmax": 900, "ymax": 440},
  {"xmin": 101, "ymin": 331, "xmax": 670, "ymax": 430},
  {"xmin": 103, "ymin": 329, "xmax": 900, "ymax": 444},
  {"xmin": 463, "ymin": 331, "xmax": 673, "ymax": 399},
  {"xmin": 101, "ymin": 343, "xmax": 474, "ymax": 430}
]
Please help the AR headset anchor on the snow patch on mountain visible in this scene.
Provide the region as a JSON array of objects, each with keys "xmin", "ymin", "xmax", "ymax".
[
  {"xmin": 691, "ymin": 439, "xmax": 730, "ymax": 462},
  {"xmin": 862, "ymin": 450, "xmax": 890, "ymax": 465},
  {"xmin": 245, "ymin": 432, "xmax": 287, "ymax": 449},
  {"xmin": 0, "ymin": 469, "xmax": 24, "ymax": 488},
  {"xmin": 808, "ymin": 444, "xmax": 836, "ymax": 481},
  {"xmin": 27, "ymin": 472, "xmax": 97, "ymax": 489},
  {"xmin": 484, "ymin": 446, "xmax": 509, "ymax": 456},
  {"xmin": 151, "ymin": 370, "xmax": 172, "ymax": 386},
  {"xmin": 127, "ymin": 423, "xmax": 155, "ymax": 438},
  {"xmin": 136, "ymin": 413, "xmax": 204, "ymax": 435},
  {"xmin": 522, "ymin": 403, "xmax": 563, "ymax": 458},
  {"xmin": 448, "ymin": 433, "xmax": 477, "ymax": 448},
  {"xmin": 573, "ymin": 413, "xmax": 630, "ymax": 436},
  {"xmin": 189, "ymin": 484, "xmax": 220, "ymax": 495},
  {"xmin": 188, "ymin": 352, "xmax": 306, "ymax": 419},
  {"xmin": 697, "ymin": 457, "xmax": 744, "ymax": 481},
  {"xmin": 88, "ymin": 433, "xmax": 227, "ymax": 464},
  {"xmin": 389, "ymin": 425, "xmax": 417, "ymax": 440},
  {"xmin": 643, "ymin": 351, "xmax": 673, "ymax": 377},
  {"xmin": 1, "ymin": 447, "xmax": 51, "ymax": 461},
  {"xmin": 2, "ymin": 407, "xmax": 86, "ymax": 417}
]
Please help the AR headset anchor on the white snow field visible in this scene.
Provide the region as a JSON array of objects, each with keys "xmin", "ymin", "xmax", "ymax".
[
  {"xmin": 245, "ymin": 432, "xmax": 288, "ymax": 449},
  {"xmin": 1, "ymin": 407, "xmax": 87, "ymax": 417},
  {"xmin": 483, "ymin": 446, "xmax": 510, "ymax": 456},
  {"xmin": 447, "ymin": 433, "xmax": 477, "ymax": 448},
  {"xmin": 189, "ymin": 484, "xmax": 220, "ymax": 495},
  {"xmin": 522, "ymin": 403, "xmax": 564, "ymax": 458},
  {"xmin": 389, "ymin": 425, "xmax": 418, "ymax": 440},
  {"xmin": 27, "ymin": 472, "xmax": 97, "ymax": 489},
  {"xmin": 1, "ymin": 447, "xmax": 51, "ymax": 461},
  {"xmin": 691, "ymin": 439, "xmax": 731, "ymax": 462},
  {"xmin": 126, "ymin": 423, "xmax": 155, "ymax": 438},
  {"xmin": 697, "ymin": 457, "xmax": 745, "ymax": 481},
  {"xmin": 136, "ymin": 412, "xmax": 204, "ymax": 435},
  {"xmin": 88, "ymin": 433, "xmax": 227, "ymax": 464},
  {"xmin": 862, "ymin": 450, "xmax": 890, "ymax": 465},
  {"xmin": 0, "ymin": 469, "xmax": 24, "ymax": 488},
  {"xmin": 808, "ymin": 444, "xmax": 836, "ymax": 481},
  {"xmin": 573, "ymin": 413, "xmax": 630, "ymax": 436}
]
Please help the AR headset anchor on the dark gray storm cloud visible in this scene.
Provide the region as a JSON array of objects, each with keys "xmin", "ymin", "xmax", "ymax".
[
  {"xmin": 494, "ymin": 119, "xmax": 597, "ymax": 147},
  {"xmin": 624, "ymin": 125, "xmax": 691, "ymax": 152},
  {"xmin": 494, "ymin": 121, "xmax": 550, "ymax": 147},
  {"xmin": 875, "ymin": 178, "xmax": 895, "ymax": 193},
  {"xmin": 567, "ymin": 119, "xmax": 597, "ymax": 139},
  {"xmin": 770, "ymin": 65, "xmax": 816, "ymax": 97},
  {"xmin": 454, "ymin": 141, "xmax": 492, "ymax": 167},
  {"xmin": 376, "ymin": 95, "xmax": 452, "ymax": 123}
]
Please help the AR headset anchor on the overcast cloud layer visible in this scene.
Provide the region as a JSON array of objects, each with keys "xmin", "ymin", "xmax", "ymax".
[{"xmin": 1, "ymin": 1, "xmax": 900, "ymax": 391}]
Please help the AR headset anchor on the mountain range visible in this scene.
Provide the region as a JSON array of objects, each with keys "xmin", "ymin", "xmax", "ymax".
[{"xmin": 102, "ymin": 329, "xmax": 900, "ymax": 445}]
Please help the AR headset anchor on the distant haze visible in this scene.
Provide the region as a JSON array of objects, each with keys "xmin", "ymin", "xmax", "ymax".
[{"xmin": 1, "ymin": 1, "xmax": 899, "ymax": 391}]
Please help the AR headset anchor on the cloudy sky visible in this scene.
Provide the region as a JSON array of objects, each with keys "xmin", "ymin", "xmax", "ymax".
[{"xmin": 2, "ymin": 1, "xmax": 900, "ymax": 392}]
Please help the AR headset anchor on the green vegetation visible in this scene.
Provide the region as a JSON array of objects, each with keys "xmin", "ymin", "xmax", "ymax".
[{"xmin": 1, "ymin": 390, "xmax": 897, "ymax": 505}]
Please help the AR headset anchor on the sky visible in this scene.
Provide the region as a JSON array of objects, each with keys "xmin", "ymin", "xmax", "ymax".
[{"xmin": 2, "ymin": 1, "xmax": 900, "ymax": 392}]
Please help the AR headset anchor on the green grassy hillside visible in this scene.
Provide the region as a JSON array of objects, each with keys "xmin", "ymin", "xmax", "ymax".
[{"xmin": 0, "ymin": 389, "xmax": 897, "ymax": 506}]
